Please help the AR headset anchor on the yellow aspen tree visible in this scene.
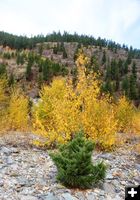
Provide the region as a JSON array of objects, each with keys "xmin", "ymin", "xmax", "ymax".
[
  {"xmin": 0, "ymin": 76, "xmax": 9, "ymax": 132},
  {"xmin": 33, "ymin": 51, "xmax": 120, "ymax": 150},
  {"xmin": 0, "ymin": 76, "xmax": 7, "ymax": 105},
  {"xmin": 33, "ymin": 77, "xmax": 80, "ymax": 146},
  {"xmin": 132, "ymin": 110, "xmax": 140, "ymax": 134},
  {"xmin": 8, "ymin": 88, "xmax": 29, "ymax": 131},
  {"xmin": 115, "ymin": 96, "xmax": 135, "ymax": 133},
  {"xmin": 76, "ymin": 52, "xmax": 117, "ymax": 149}
]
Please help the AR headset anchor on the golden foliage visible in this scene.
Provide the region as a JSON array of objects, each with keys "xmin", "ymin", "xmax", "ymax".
[
  {"xmin": 0, "ymin": 76, "xmax": 7, "ymax": 104},
  {"xmin": 8, "ymin": 88, "xmax": 29, "ymax": 131},
  {"xmin": 0, "ymin": 76, "xmax": 9, "ymax": 132},
  {"xmin": 115, "ymin": 96, "xmax": 135, "ymax": 133},
  {"xmin": 33, "ymin": 77, "xmax": 80, "ymax": 146},
  {"xmin": 132, "ymin": 110, "xmax": 140, "ymax": 134},
  {"xmin": 33, "ymin": 52, "xmax": 118, "ymax": 149}
]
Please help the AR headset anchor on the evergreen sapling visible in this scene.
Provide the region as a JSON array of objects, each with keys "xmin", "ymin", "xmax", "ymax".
[{"xmin": 50, "ymin": 132, "xmax": 106, "ymax": 189}]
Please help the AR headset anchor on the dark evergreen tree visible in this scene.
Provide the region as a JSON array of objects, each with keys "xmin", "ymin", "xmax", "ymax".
[
  {"xmin": 102, "ymin": 80, "xmax": 114, "ymax": 95},
  {"xmin": 71, "ymin": 67, "xmax": 78, "ymax": 87},
  {"xmin": 50, "ymin": 132, "xmax": 106, "ymax": 189},
  {"xmin": 26, "ymin": 63, "xmax": 32, "ymax": 81},
  {"xmin": 126, "ymin": 52, "xmax": 132, "ymax": 65},
  {"xmin": 52, "ymin": 63, "xmax": 61, "ymax": 75},
  {"xmin": 124, "ymin": 60, "xmax": 128, "ymax": 74},
  {"xmin": 37, "ymin": 73, "xmax": 43, "ymax": 89},
  {"xmin": 132, "ymin": 61, "xmax": 137, "ymax": 80},
  {"xmin": 105, "ymin": 64, "xmax": 111, "ymax": 81},
  {"xmin": 16, "ymin": 53, "xmax": 24, "ymax": 65},
  {"xmin": 8, "ymin": 73, "xmax": 15, "ymax": 86},
  {"xmin": 0, "ymin": 63, "xmax": 6, "ymax": 75},
  {"xmin": 74, "ymin": 43, "xmax": 81, "ymax": 61},
  {"xmin": 129, "ymin": 74, "xmax": 137, "ymax": 100},
  {"xmin": 102, "ymin": 50, "xmax": 106, "ymax": 64},
  {"xmin": 60, "ymin": 42, "xmax": 67, "ymax": 58},
  {"xmin": 90, "ymin": 55, "xmax": 99, "ymax": 73},
  {"xmin": 110, "ymin": 59, "xmax": 118, "ymax": 80},
  {"xmin": 16, "ymin": 53, "xmax": 20, "ymax": 65},
  {"xmin": 118, "ymin": 59, "xmax": 124, "ymax": 76},
  {"xmin": 42, "ymin": 59, "xmax": 53, "ymax": 82},
  {"xmin": 3, "ymin": 52, "xmax": 11, "ymax": 59},
  {"xmin": 122, "ymin": 76, "xmax": 129, "ymax": 97},
  {"xmin": 38, "ymin": 44, "xmax": 43, "ymax": 55}
]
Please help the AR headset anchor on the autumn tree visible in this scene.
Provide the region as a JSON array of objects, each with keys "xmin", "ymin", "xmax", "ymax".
[
  {"xmin": 0, "ymin": 76, "xmax": 8, "ymax": 132},
  {"xmin": 102, "ymin": 50, "xmax": 106, "ymax": 64},
  {"xmin": 33, "ymin": 51, "xmax": 117, "ymax": 150},
  {"xmin": 115, "ymin": 96, "xmax": 135, "ymax": 133},
  {"xmin": 8, "ymin": 88, "xmax": 29, "ymax": 131}
]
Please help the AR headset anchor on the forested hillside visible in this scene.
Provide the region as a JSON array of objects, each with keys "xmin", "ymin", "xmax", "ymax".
[{"xmin": 0, "ymin": 31, "xmax": 140, "ymax": 102}]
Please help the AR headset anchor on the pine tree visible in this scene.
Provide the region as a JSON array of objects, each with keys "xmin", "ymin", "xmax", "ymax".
[
  {"xmin": 102, "ymin": 50, "xmax": 106, "ymax": 64},
  {"xmin": 122, "ymin": 76, "xmax": 129, "ymax": 97},
  {"xmin": 8, "ymin": 73, "xmax": 15, "ymax": 86},
  {"xmin": 39, "ymin": 44, "xmax": 43, "ymax": 55},
  {"xmin": 102, "ymin": 80, "xmax": 114, "ymax": 95},
  {"xmin": 129, "ymin": 74, "xmax": 137, "ymax": 100},
  {"xmin": 105, "ymin": 64, "xmax": 111, "ymax": 81},
  {"xmin": 50, "ymin": 132, "xmax": 106, "ymax": 189},
  {"xmin": 0, "ymin": 63, "xmax": 6, "ymax": 75},
  {"xmin": 16, "ymin": 53, "xmax": 21, "ymax": 65},
  {"xmin": 118, "ymin": 59, "xmax": 124, "ymax": 76},
  {"xmin": 124, "ymin": 60, "xmax": 128, "ymax": 74},
  {"xmin": 110, "ymin": 59, "xmax": 118, "ymax": 80},
  {"xmin": 126, "ymin": 52, "xmax": 132, "ymax": 65},
  {"xmin": 60, "ymin": 42, "xmax": 67, "ymax": 58},
  {"xmin": 132, "ymin": 61, "xmax": 137, "ymax": 80},
  {"xmin": 37, "ymin": 73, "xmax": 43, "ymax": 89},
  {"xmin": 42, "ymin": 59, "xmax": 53, "ymax": 82},
  {"xmin": 90, "ymin": 55, "xmax": 99, "ymax": 73},
  {"xmin": 26, "ymin": 62, "xmax": 32, "ymax": 81}
]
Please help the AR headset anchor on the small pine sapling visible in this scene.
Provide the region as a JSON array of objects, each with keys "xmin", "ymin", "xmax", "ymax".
[{"xmin": 50, "ymin": 132, "xmax": 106, "ymax": 189}]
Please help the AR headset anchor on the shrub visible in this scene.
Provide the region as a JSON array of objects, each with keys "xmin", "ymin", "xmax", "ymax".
[{"xmin": 50, "ymin": 132, "xmax": 106, "ymax": 188}]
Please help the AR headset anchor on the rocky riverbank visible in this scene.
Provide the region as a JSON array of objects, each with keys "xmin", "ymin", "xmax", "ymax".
[{"xmin": 0, "ymin": 132, "xmax": 140, "ymax": 200}]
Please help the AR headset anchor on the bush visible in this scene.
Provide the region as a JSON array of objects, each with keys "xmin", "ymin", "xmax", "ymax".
[{"xmin": 50, "ymin": 132, "xmax": 106, "ymax": 189}]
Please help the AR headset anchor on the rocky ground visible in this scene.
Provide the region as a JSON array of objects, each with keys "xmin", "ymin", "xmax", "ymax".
[{"xmin": 0, "ymin": 132, "xmax": 140, "ymax": 200}]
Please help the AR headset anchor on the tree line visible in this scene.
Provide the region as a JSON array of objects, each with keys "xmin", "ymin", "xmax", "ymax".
[{"xmin": 0, "ymin": 31, "xmax": 140, "ymax": 58}]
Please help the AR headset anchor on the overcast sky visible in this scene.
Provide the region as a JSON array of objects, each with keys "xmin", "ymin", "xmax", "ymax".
[{"xmin": 0, "ymin": 0, "xmax": 140, "ymax": 48}]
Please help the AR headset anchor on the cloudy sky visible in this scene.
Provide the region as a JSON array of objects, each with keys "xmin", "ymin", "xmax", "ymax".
[{"xmin": 0, "ymin": 0, "xmax": 140, "ymax": 48}]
